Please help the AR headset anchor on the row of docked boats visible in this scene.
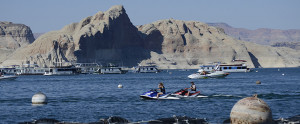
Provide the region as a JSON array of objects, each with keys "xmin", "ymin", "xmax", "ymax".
[
  {"xmin": 188, "ymin": 62, "xmax": 251, "ymax": 79},
  {"xmin": 0, "ymin": 64, "xmax": 160, "ymax": 76}
]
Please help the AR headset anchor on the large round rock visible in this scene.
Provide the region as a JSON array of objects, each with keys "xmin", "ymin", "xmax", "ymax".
[
  {"xmin": 32, "ymin": 92, "xmax": 47, "ymax": 104},
  {"xmin": 230, "ymin": 95, "xmax": 273, "ymax": 124}
]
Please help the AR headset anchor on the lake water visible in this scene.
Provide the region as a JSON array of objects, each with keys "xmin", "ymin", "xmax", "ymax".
[{"xmin": 0, "ymin": 68, "xmax": 299, "ymax": 123}]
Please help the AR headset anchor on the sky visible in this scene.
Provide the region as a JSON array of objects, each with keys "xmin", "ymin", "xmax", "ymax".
[{"xmin": 1, "ymin": 0, "xmax": 300, "ymax": 33}]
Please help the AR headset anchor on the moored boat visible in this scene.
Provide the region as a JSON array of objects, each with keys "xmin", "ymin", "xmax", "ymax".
[
  {"xmin": 216, "ymin": 63, "xmax": 250, "ymax": 72},
  {"xmin": 134, "ymin": 66, "xmax": 159, "ymax": 73},
  {"xmin": 44, "ymin": 66, "xmax": 80, "ymax": 76},
  {"xmin": 0, "ymin": 75, "xmax": 18, "ymax": 80},
  {"xmin": 98, "ymin": 66, "xmax": 127, "ymax": 74}
]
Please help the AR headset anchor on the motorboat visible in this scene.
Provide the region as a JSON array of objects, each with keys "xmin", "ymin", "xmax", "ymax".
[
  {"xmin": 0, "ymin": 75, "xmax": 18, "ymax": 80},
  {"xmin": 171, "ymin": 89, "xmax": 207, "ymax": 98},
  {"xmin": 140, "ymin": 89, "xmax": 179, "ymax": 100},
  {"xmin": 188, "ymin": 70, "xmax": 229, "ymax": 79}
]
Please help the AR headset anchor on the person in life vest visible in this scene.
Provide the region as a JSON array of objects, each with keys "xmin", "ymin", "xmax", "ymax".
[
  {"xmin": 156, "ymin": 82, "xmax": 166, "ymax": 98},
  {"xmin": 186, "ymin": 82, "xmax": 196, "ymax": 96}
]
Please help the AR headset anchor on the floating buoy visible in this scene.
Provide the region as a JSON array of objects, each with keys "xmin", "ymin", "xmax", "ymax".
[
  {"xmin": 278, "ymin": 69, "xmax": 280, "ymax": 71},
  {"xmin": 256, "ymin": 80, "xmax": 261, "ymax": 84},
  {"xmin": 118, "ymin": 84, "xmax": 123, "ymax": 88},
  {"xmin": 282, "ymin": 73, "xmax": 285, "ymax": 76},
  {"xmin": 230, "ymin": 94, "xmax": 273, "ymax": 124},
  {"xmin": 32, "ymin": 92, "xmax": 47, "ymax": 104},
  {"xmin": 256, "ymin": 70, "xmax": 258, "ymax": 72}
]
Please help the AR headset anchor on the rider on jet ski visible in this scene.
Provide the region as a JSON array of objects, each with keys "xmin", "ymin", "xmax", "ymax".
[
  {"xmin": 156, "ymin": 82, "xmax": 165, "ymax": 98},
  {"xmin": 186, "ymin": 82, "xmax": 196, "ymax": 96}
]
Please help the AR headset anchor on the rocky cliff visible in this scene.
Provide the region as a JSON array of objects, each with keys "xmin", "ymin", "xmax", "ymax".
[
  {"xmin": 1, "ymin": 6, "xmax": 300, "ymax": 68},
  {"xmin": 208, "ymin": 23, "xmax": 300, "ymax": 46},
  {"xmin": 0, "ymin": 22, "xmax": 35, "ymax": 64},
  {"xmin": 138, "ymin": 20, "xmax": 300, "ymax": 69},
  {"xmin": 1, "ymin": 5, "xmax": 148, "ymax": 67}
]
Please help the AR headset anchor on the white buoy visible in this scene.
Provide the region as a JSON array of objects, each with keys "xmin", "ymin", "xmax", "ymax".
[
  {"xmin": 278, "ymin": 69, "xmax": 280, "ymax": 71},
  {"xmin": 282, "ymin": 73, "xmax": 285, "ymax": 76},
  {"xmin": 32, "ymin": 92, "xmax": 47, "ymax": 104},
  {"xmin": 118, "ymin": 84, "xmax": 123, "ymax": 88},
  {"xmin": 256, "ymin": 70, "xmax": 258, "ymax": 72}
]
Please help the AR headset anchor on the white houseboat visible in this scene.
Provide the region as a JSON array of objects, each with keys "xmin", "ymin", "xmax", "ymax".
[
  {"xmin": 215, "ymin": 63, "xmax": 250, "ymax": 72},
  {"xmin": 75, "ymin": 63, "xmax": 100, "ymax": 74},
  {"xmin": 0, "ymin": 67, "xmax": 17, "ymax": 75},
  {"xmin": 44, "ymin": 66, "xmax": 80, "ymax": 76},
  {"xmin": 16, "ymin": 64, "xmax": 46, "ymax": 75},
  {"xmin": 197, "ymin": 64, "xmax": 217, "ymax": 72},
  {"xmin": 98, "ymin": 66, "xmax": 127, "ymax": 74},
  {"xmin": 134, "ymin": 66, "xmax": 159, "ymax": 73}
]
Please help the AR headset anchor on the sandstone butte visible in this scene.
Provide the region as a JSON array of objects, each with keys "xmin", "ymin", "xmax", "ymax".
[
  {"xmin": 1, "ymin": 5, "xmax": 300, "ymax": 69},
  {"xmin": 0, "ymin": 21, "xmax": 35, "ymax": 63}
]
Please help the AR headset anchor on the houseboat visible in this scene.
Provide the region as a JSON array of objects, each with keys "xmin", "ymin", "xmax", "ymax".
[
  {"xmin": 197, "ymin": 64, "xmax": 217, "ymax": 72},
  {"xmin": 16, "ymin": 64, "xmax": 46, "ymax": 75},
  {"xmin": 75, "ymin": 63, "xmax": 100, "ymax": 74},
  {"xmin": 134, "ymin": 66, "xmax": 159, "ymax": 73},
  {"xmin": 44, "ymin": 66, "xmax": 80, "ymax": 76},
  {"xmin": 215, "ymin": 63, "xmax": 251, "ymax": 72},
  {"xmin": 0, "ymin": 66, "xmax": 17, "ymax": 75},
  {"xmin": 98, "ymin": 66, "xmax": 127, "ymax": 74}
]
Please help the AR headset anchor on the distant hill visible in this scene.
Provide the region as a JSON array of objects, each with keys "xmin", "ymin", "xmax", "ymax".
[{"xmin": 207, "ymin": 23, "xmax": 300, "ymax": 47}]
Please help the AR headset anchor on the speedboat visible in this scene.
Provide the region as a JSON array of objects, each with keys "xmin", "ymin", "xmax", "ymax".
[
  {"xmin": 171, "ymin": 88, "xmax": 207, "ymax": 98},
  {"xmin": 0, "ymin": 75, "xmax": 18, "ymax": 80},
  {"xmin": 188, "ymin": 71, "xmax": 229, "ymax": 79},
  {"xmin": 140, "ymin": 89, "xmax": 179, "ymax": 100}
]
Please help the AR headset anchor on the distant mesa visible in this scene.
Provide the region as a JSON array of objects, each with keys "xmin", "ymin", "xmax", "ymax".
[{"xmin": 1, "ymin": 5, "xmax": 300, "ymax": 69}]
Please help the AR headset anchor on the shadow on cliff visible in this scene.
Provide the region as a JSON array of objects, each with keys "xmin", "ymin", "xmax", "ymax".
[
  {"xmin": 74, "ymin": 28, "xmax": 164, "ymax": 67},
  {"xmin": 248, "ymin": 52, "xmax": 261, "ymax": 68}
]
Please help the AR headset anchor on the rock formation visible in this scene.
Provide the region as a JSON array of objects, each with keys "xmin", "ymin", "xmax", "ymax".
[
  {"xmin": 1, "ymin": 5, "xmax": 148, "ymax": 67},
  {"xmin": 208, "ymin": 23, "xmax": 300, "ymax": 46},
  {"xmin": 0, "ymin": 22, "xmax": 35, "ymax": 64},
  {"xmin": 138, "ymin": 20, "xmax": 300, "ymax": 69},
  {"xmin": 1, "ymin": 5, "xmax": 300, "ymax": 69}
]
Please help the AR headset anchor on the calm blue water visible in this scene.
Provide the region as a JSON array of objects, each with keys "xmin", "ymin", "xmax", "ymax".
[{"xmin": 0, "ymin": 68, "xmax": 299, "ymax": 123}]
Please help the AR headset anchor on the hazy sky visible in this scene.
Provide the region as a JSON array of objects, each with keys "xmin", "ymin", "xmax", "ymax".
[{"xmin": 1, "ymin": 0, "xmax": 299, "ymax": 33}]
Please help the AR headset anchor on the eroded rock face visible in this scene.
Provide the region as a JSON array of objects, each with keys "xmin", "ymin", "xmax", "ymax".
[
  {"xmin": 0, "ymin": 22, "xmax": 35, "ymax": 64},
  {"xmin": 1, "ymin": 5, "xmax": 148, "ymax": 67},
  {"xmin": 138, "ymin": 19, "xmax": 300, "ymax": 69}
]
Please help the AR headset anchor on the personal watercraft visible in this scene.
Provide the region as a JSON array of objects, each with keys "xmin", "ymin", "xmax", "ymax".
[
  {"xmin": 140, "ymin": 89, "xmax": 180, "ymax": 100},
  {"xmin": 171, "ymin": 88, "xmax": 207, "ymax": 98}
]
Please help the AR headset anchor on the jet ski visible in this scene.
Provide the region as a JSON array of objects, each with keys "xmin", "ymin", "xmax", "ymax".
[
  {"xmin": 140, "ymin": 89, "xmax": 180, "ymax": 100},
  {"xmin": 171, "ymin": 88, "xmax": 208, "ymax": 98}
]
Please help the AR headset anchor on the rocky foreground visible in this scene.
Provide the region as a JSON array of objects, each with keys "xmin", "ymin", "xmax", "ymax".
[{"xmin": 1, "ymin": 5, "xmax": 300, "ymax": 69}]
